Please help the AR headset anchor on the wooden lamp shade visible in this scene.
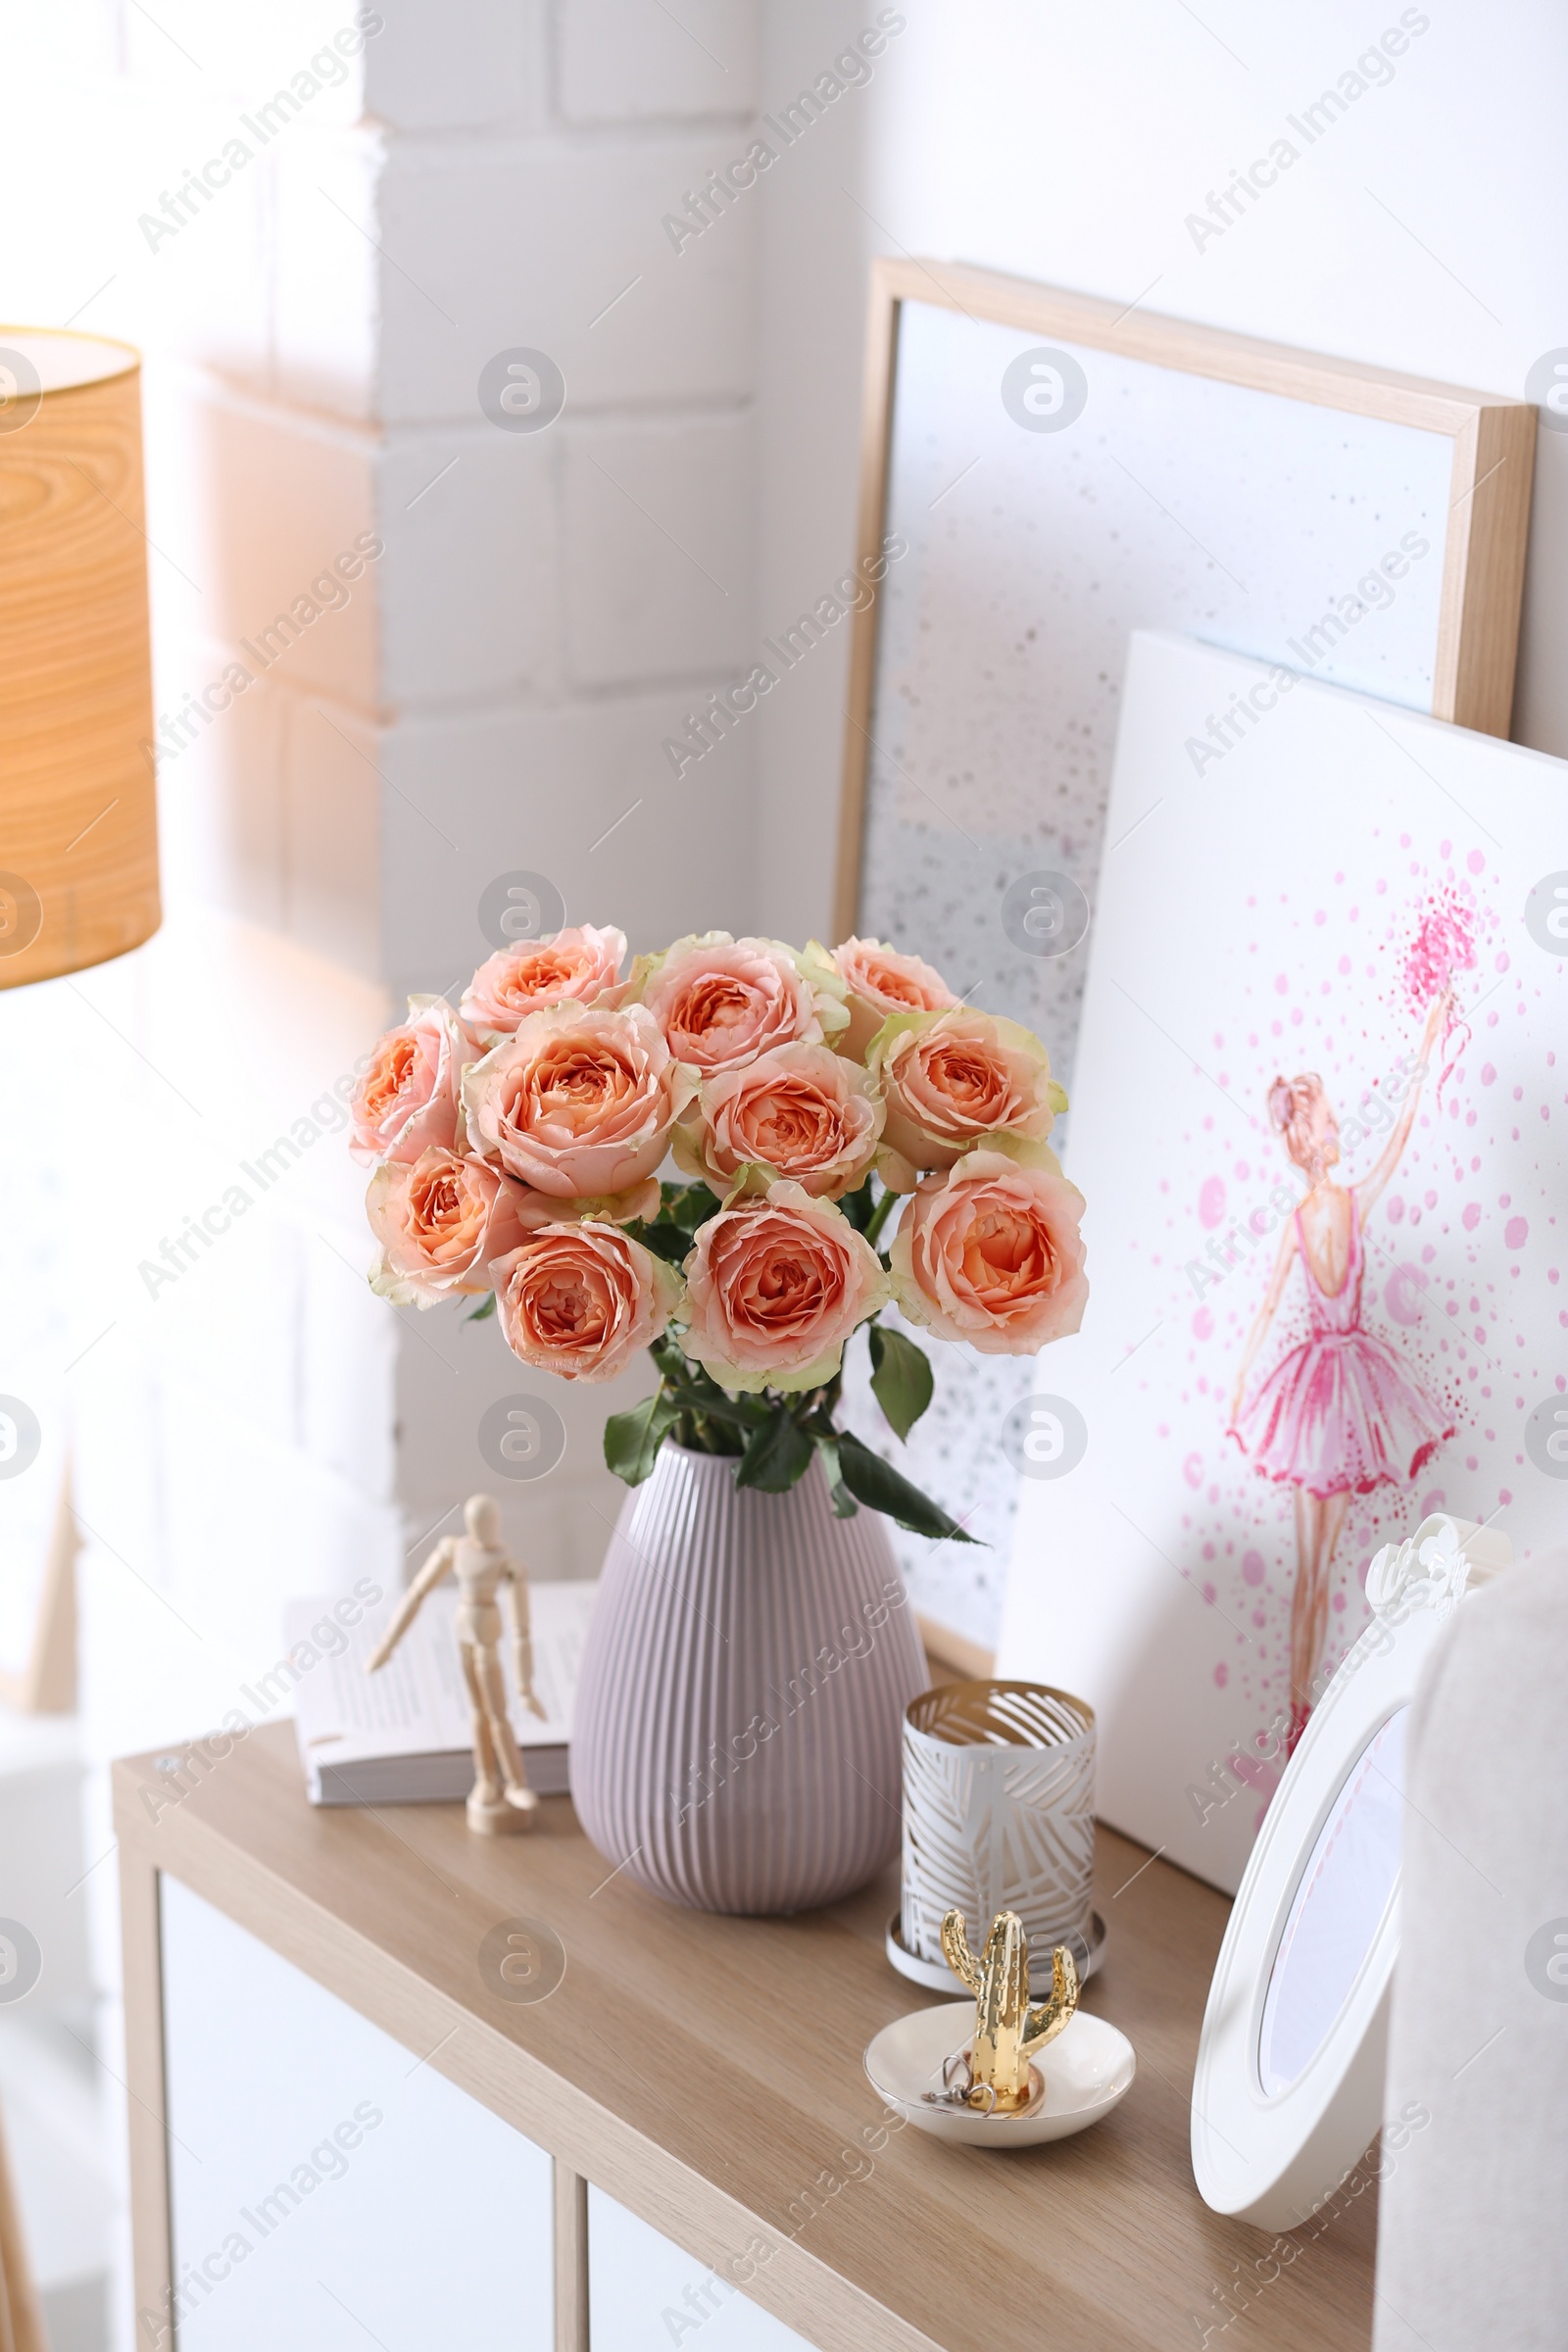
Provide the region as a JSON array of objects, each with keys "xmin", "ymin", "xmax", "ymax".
[{"xmin": 0, "ymin": 327, "xmax": 159, "ymax": 988}]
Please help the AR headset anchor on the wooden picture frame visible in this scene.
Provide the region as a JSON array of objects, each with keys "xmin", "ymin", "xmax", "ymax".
[{"xmin": 832, "ymin": 256, "xmax": 1537, "ymax": 939}]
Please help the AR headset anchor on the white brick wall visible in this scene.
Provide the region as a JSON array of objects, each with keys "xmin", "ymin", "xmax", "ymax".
[
  {"xmin": 557, "ymin": 0, "xmax": 760, "ymax": 122},
  {"xmin": 3, "ymin": 25, "xmax": 765, "ymax": 2330}
]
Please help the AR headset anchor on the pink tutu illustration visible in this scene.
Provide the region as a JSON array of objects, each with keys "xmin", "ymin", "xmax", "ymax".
[{"xmin": 1229, "ymin": 990, "xmax": 1456, "ymax": 1752}]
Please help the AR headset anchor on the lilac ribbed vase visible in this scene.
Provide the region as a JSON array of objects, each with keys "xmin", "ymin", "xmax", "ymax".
[{"xmin": 571, "ymin": 1443, "xmax": 928, "ymax": 1915}]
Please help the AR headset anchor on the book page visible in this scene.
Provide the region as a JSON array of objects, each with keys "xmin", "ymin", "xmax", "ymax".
[{"xmin": 287, "ymin": 1582, "xmax": 595, "ymax": 1767}]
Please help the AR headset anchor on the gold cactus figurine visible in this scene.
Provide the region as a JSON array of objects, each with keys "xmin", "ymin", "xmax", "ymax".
[{"xmin": 939, "ymin": 1908, "xmax": 1080, "ymax": 2114}]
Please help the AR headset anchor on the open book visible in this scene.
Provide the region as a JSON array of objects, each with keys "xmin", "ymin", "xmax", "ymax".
[{"xmin": 285, "ymin": 1581, "xmax": 597, "ymax": 1805}]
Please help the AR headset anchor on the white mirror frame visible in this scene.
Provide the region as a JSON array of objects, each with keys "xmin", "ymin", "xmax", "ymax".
[{"xmin": 1191, "ymin": 1514, "xmax": 1511, "ymax": 2230}]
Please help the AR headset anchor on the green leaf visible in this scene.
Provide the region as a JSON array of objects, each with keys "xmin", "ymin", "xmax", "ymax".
[
  {"xmin": 463, "ymin": 1293, "xmax": 498, "ymax": 1323},
  {"xmin": 836, "ymin": 1174, "xmax": 876, "ymax": 1233},
  {"xmin": 733, "ymin": 1405, "xmax": 814, "ymax": 1494},
  {"xmin": 649, "ymin": 1331, "xmax": 690, "ymax": 1381},
  {"xmin": 835, "ymin": 1431, "xmax": 980, "ymax": 1544},
  {"xmin": 867, "ymin": 1324, "xmax": 934, "ymax": 1442},
  {"xmin": 661, "ymin": 1181, "xmax": 721, "ymax": 1233},
  {"xmin": 637, "ymin": 1222, "xmax": 692, "ymax": 1266},
  {"xmin": 604, "ymin": 1390, "xmax": 681, "ymax": 1486},
  {"xmin": 813, "ymin": 1433, "xmax": 859, "ymax": 1518},
  {"xmin": 667, "ymin": 1386, "xmax": 766, "ymax": 1434}
]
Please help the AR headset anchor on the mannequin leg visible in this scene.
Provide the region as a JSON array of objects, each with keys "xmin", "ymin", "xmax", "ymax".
[
  {"xmin": 479, "ymin": 1637, "xmax": 540, "ymax": 1815},
  {"xmin": 459, "ymin": 1642, "xmax": 500, "ymax": 1801},
  {"xmin": 477, "ymin": 1645, "xmax": 537, "ymax": 1816}
]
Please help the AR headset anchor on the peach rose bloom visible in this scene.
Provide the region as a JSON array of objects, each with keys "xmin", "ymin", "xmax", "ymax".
[
  {"xmin": 461, "ymin": 924, "xmax": 626, "ymax": 1042},
  {"xmin": 350, "ymin": 997, "xmax": 466, "ymax": 1167},
  {"xmin": 889, "ymin": 1150, "xmax": 1088, "ymax": 1355},
  {"xmin": 676, "ymin": 1042, "xmax": 883, "ymax": 1200},
  {"xmin": 633, "ymin": 932, "xmax": 847, "ymax": 1075},
  {"xmin": 367, "ymin": 1149, "xmax": 526, "ymax": 1307},
  {"xmin": 462, "ymin": 1003, "xmax": 689, "ymax": 1200},
  {"xmin": 831, "ymin": 936, "xmax": 958, "ymax": 1058},
  {"xmin": 492, "ymin": 1222, "xmax": 682, "ymax": 1383},
  {"xmin": 868, "ymin": 1007, "xmax": 1066, "ymax": 1183},
  {"xmin": 680, "ymin": 1181, "xmax": 891, "ymax": 1393}
]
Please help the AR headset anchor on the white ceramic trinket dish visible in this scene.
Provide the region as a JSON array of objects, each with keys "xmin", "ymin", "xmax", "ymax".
[{"xmin": 863, "ymin": 2000, "xmax": 1135, "ymax": 2148}]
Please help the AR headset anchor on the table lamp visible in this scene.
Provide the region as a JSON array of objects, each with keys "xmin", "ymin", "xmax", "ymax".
[{"xmin": 0, "ymin": 326, "xmax": 159, "ymax": 988}]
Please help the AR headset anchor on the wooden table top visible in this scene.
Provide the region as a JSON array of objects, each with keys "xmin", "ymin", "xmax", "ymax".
[{"xmin": 113, "ymin": 1723, "xmax": 1375, "ymax": 2352}]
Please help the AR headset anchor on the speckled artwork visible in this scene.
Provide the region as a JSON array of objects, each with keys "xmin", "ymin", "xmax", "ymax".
[
  {"xmin": 997, "ymin": 631, "xmax": 1568, "ymax": 1894},
  {"xmin": 846, "ymin": 300, "xmax": 1454, "ymax": 1646}
]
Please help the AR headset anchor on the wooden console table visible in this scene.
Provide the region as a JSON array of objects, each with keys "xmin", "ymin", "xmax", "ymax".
[{"xmin": 114, "ymin": 1724, "xmax": 1376, "ymax": 2351}]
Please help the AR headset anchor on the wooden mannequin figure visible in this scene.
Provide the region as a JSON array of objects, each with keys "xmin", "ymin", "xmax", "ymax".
[{"xmin": 367, "ymin": 1493, "xmax": 547, "ymax": 1835}]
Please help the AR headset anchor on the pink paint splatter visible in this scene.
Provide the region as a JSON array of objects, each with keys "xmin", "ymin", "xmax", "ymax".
[
  {"xmin": 1402, "ymin": 888, "xmax": 1478, "ymax": 1102},
  {"xmin": 1199, "ymin": 1176, "xmax": 1226, "ymax": 1228},
  {"xmin": 1505, "ymin": 1216, "xmax": 1529, "ymax": 1250},
  {"xmin": 1383, "ymin": 1264, "xmax": 1429, "ymax": 1327}
]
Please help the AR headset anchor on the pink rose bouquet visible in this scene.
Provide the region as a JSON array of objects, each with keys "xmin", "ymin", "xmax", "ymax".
[
  {"xmin": 349, "ymin": 996, "xmax": 466, "ymax": 1166},
  {"xmin": 867, "ymin": 1006, "xmax": 1067, "ymax": 1188},
  {"xmin": 832, "ymin": 936, "xmax": 958, "ymax": 1059},
  {"xmin": 354, "ymin": 920, "xmax": 1086, "ymax": 1536},
  {"xmin": 492, "ymin": 1222, "xmax": 682, "ymax": 1384},
  {"xmin": 672, "ymin": 1041, "xmax": 881, "ymax": 1200},
  {"xmin": 461, "ymin": 923, "xmax": 627, "ymax": 1042},
  {"xmin": 889, "ymin": 1150, "xmax": 1088, "ymax": 1354}
]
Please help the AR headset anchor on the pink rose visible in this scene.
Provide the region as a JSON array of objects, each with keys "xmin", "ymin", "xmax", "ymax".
[
  {"xmin": 889, "ymin": 1150, "xmax": 1088, "ymax": 1354},
  {"xmin": 461, "ymin": 1003, "xmax": 689, "ymax": 1200},
  {"xmin": 675, "ymin": 1042, "xmax": 883, "ymax": 1200},
  {"xmin": 461, "ymin": 924, "xmax": 626, "ymax": 1042},
  {"xmin": 350, "ymin": 997, "xmax": 467, "ymax": 1167},
  {"xmin": 632, "ymin": 932, "xmax": 848, "ymax": 1075},
  {"xmin": 367, "ymin": 1149, "xmax": 526, "ymax": 1306},
  {"xmin": 832, "ymin": 936, "xmax": 958, "ymax": 1059},
  {"xmin": 680, "ymin": 1182, "xmax": 890, "ymax": 1393},
  {"xmin": 492, "ymin": 1222, "xmax": 682, "ymax": 1383},
  {"xmin": 867, "ymin": 1007, "xmax": 1066, "ymax": 1184}
]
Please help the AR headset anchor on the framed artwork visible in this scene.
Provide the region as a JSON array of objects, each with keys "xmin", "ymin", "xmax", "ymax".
[
  {"xmin": 996, "ymin": 629, "xmax": 1568, "ymax": 1893},
  {"xmin": 832, "ymin": 257, "xmax": 1536, "ymax": 1645}
]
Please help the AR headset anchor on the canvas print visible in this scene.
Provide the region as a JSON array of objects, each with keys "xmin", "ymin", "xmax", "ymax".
[{"xmin": 998, "ymin": 631, "xmax": 1568, "ymax": 1892}]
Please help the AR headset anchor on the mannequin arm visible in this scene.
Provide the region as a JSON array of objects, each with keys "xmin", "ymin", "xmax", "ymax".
[
  {"xmin": 504, "ymin": 1566, "xmax": 547, "ymax": 1721},
  {"xmin": 367, "ymin": 1540, "xmax": 454, "ymax": 1672}
]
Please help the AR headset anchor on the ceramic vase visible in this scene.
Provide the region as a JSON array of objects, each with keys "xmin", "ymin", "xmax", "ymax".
[{"xmin": 570, "ymin": 1442, "xmax": 929, "ymax": 1915}]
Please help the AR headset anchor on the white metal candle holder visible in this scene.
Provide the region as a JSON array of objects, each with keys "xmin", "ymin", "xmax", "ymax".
[{"xmin": 890, "ymin": 1680, "xmax": 1102, "ymax": 1994}]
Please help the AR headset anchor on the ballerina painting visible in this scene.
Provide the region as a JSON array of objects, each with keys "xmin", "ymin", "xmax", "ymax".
[{"xmin": 1227, "ymin": 991, "xmax": 1456, "ymax": 1753}]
